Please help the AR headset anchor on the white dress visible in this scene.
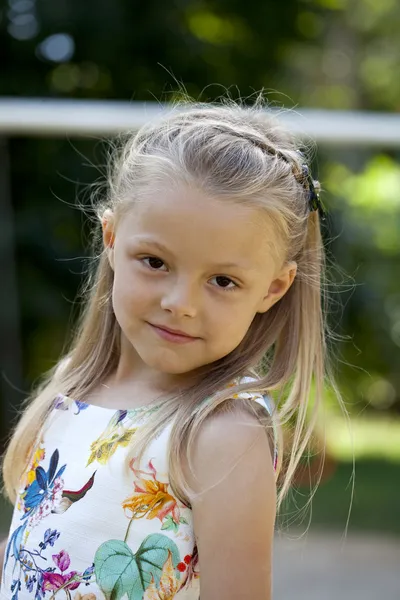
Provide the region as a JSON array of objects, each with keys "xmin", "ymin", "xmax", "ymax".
[{"xmin": 1, "ymin": 382, "xmax": 276, "ymax": 600}]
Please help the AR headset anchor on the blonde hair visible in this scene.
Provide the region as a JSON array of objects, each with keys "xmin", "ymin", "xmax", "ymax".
[{"xmin": 2, "ymin": 97, "xmax": 334, "ymax": 513}]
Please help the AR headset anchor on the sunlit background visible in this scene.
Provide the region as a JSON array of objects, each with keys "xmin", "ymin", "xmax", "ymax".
[{"xmin": 1, "ymin": 0, "xmax": 400, "ymax": 597}]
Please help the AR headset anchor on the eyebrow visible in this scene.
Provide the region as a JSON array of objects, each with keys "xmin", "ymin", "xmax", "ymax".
[{"xmin": 131, "ymin": 237, "xmax": 249, "ymax": 270}]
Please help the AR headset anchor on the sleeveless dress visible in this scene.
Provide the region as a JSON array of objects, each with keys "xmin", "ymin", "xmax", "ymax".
[{"xmin": 0, "ymin": 380, "xmax": 277, "ymax": 600}]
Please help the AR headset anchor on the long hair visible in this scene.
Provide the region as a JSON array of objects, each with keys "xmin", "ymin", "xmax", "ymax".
[{"xmin": 2, "ymin": 97, "xmax": 337, "ymax": 510}]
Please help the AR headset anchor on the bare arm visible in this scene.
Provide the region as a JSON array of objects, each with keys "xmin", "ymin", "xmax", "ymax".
[
  {"xmin": 185, "ymin": 406, "xmax": 276, "ymax": 600},
  {"xmin": 0, "ymin": 537, "xmax": 8, "ymax": 575}
]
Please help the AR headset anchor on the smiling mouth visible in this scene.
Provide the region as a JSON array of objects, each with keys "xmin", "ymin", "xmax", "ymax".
[
  {"xmin": 152, "ymin": 324, "xmax": 197, "ymax": 338},
  {"xmin": 148, "ymin": 323, "xmax": 199, "ymax": 343}
]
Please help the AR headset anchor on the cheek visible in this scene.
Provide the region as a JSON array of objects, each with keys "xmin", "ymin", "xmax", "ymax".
[
  {"xmin": 210, "ymin": 302, "xmax": 255, "ymax": 347},
  {"xmin": 112, "ymin": 268, "xmax": 153, "ymax": 321}
]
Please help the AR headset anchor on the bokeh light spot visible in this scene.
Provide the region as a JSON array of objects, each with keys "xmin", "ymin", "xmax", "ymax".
[{"xmin": 38, "ymin": 33, "xmax": 75, "ymax": 63}]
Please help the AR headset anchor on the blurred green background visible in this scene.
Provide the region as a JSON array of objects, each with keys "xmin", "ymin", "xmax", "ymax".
[{"xmin": 1, "ymin": 0, "xmax": 399, "ymax": 540}]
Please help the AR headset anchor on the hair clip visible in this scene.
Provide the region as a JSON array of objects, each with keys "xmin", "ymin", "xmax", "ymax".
[{"xmin": 301, "ymin": 165, "xmax": 325, "ymax": 220}]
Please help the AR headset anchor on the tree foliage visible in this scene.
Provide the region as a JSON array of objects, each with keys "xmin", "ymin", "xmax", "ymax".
[{"xmin": 1, "ymin": 0, "xmax": 400, "ymax": 440}]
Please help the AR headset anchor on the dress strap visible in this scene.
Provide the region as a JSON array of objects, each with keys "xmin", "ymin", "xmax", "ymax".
[
  {"xmin": 192, "ymin": 377, "xmax": 279, "ymax": 473},
  {"xmin": 231, "ymin": 383, "xmax": 279, "ymax": 473}
]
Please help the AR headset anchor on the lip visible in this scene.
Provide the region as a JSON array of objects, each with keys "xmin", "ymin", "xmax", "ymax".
[
  {"xmin": 148, "ymin": 323, "xmax": 199, "ymax": 344},
  {"xmin": 154, "ymin": 324, "xmax": 196, "ymax": 337}
]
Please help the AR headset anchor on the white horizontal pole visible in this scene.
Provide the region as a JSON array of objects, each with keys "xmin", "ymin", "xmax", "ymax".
[{"xmin": 0, "ymin": 97, "xmax": 400, "ymax": 147}]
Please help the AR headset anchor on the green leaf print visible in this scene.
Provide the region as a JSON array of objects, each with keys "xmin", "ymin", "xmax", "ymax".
[
  {"xmin": 94, "ymin": 534, "xmax": 180, "ymax": 600},
  {"xmin": 161, "ymin": 514, "xmax": 179, "ymax": 533}
]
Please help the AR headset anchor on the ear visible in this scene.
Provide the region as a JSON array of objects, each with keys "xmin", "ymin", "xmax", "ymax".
[
  {"xmin": 257, "ymin": 261, "xmax": 297, "ymax": 313},
  {"xmin": 102, "ymin": 209, "xmax": 115, "ymax": 270}
]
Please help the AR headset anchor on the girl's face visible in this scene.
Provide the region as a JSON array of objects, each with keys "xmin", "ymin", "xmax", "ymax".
[{"xmin": 105, "ymin": 183, "xmax": 296, "ymax": 383}]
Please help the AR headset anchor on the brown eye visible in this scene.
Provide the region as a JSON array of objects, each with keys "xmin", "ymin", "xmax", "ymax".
[
  {"xmin": 142, "ymin": 257, "xmax": 167, "ymax": 271},
  {"xmin": 210, "ymin": 276, "xmax": 237, "ymax": 291}
]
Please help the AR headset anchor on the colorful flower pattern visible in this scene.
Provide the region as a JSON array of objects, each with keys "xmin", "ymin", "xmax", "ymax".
[
  {"xmin": 86, "ymin": 412, "xmax": 137, "ymax": 467},
  {"xmin": 143, "ymin": 551, "xmax": 180, "ymax": 600},
  {"xmin": 123, "ymin": 459, "xmax": 185, "ymax": 529},
  {"xmin": 1, "ymin": 382, "xmax": 276, "ymax": 600}
]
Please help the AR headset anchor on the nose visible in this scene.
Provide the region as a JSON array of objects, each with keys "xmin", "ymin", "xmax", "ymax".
[{"xmin": 160, "ymin": 278, "xmax": 198, "ymax": 318}]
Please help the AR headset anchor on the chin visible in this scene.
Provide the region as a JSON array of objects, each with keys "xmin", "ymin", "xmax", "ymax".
[
  {"xmin": 154, "ymin": 360, "xmax": 197, "ymax": 375},
  {"xmin": 133, "ymin": 350, "xmax": 181, "ymax": 373},
  {"xmin": 142, "ymin": 352, "xmax": 205, "ymax": 376}
]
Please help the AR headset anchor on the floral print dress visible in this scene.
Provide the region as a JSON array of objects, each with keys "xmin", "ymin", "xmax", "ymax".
[{"xmin": 0, "ymin": 382, "xmax": 277, "ymax": 600}]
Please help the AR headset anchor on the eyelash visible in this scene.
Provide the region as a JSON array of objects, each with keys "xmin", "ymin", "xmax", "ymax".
[{"xmin": 140, "ymin": 256, "xmax": 239, "ymax": 292}]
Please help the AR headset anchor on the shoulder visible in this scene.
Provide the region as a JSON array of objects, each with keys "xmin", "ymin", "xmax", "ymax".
[
  {"xmin": 184, "ymin": 405, "xmax": 276, "ymax": 599},
  {"xmin": 186, "ymin": 403, "xmax": 276, "ymax": 501}
]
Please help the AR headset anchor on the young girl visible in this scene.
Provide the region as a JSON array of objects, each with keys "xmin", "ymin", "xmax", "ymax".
[{"xmin": 1, "ymin": 99, "xmax": 329, "ymax": 600}]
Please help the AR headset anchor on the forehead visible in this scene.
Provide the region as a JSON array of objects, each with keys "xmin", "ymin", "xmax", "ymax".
[{"xmin": 118, "ymin": 184, "xmax": 282, "ymax": 268}]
